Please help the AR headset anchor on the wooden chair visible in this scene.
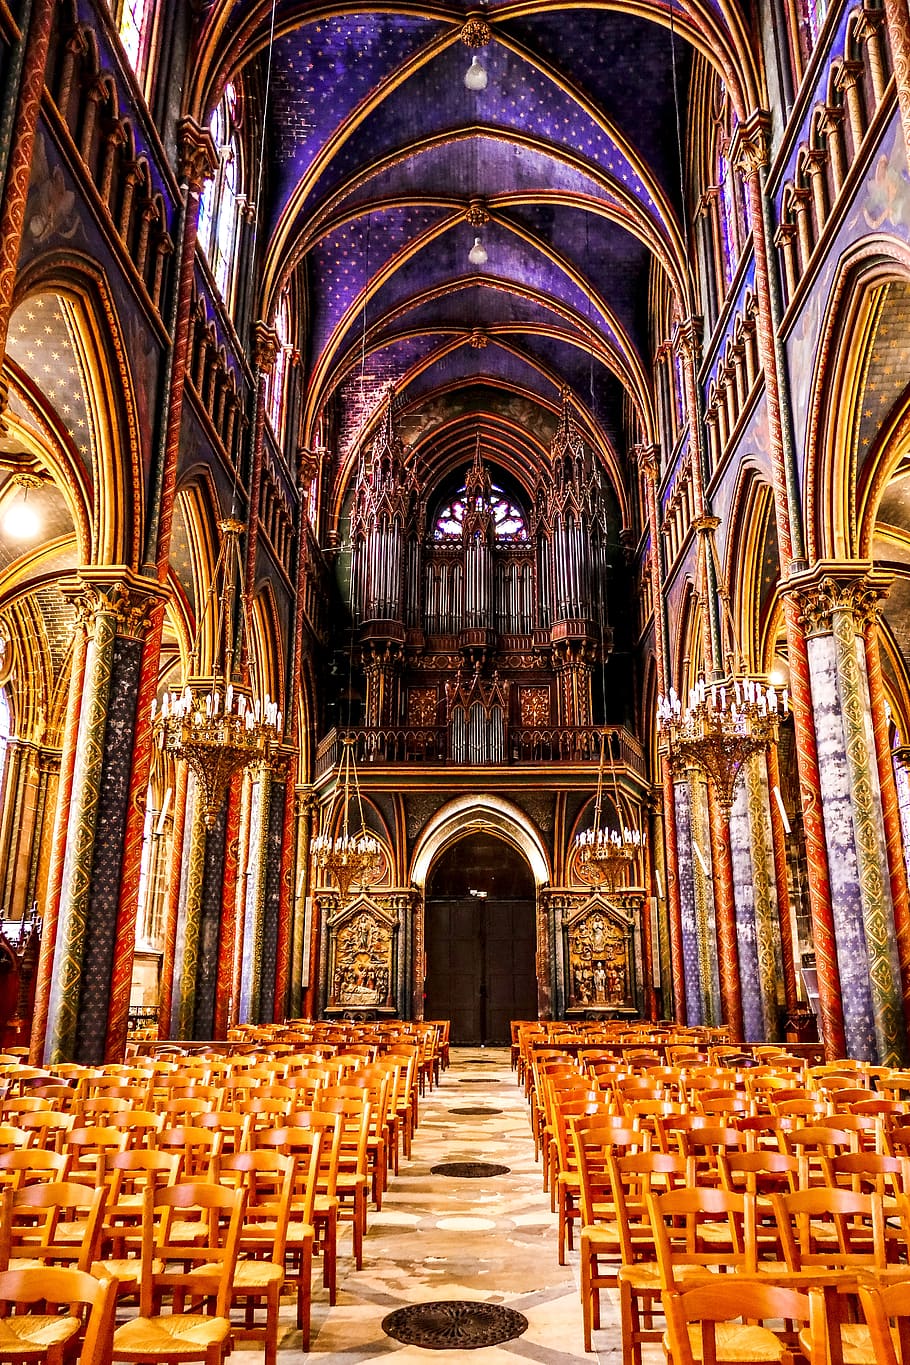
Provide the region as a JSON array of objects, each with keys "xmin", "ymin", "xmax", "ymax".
[
  {"xmin": 253, "ymin": 1115, "xmax": 341, "ymax": 1309},
  {"xmin": 0, "ymin": 1264, "xmax": 117, "ymax": 1365},
  {"xmin": 662, "ymin": 1277, "xmax": 824, "ymax": 1365},
  {"xmin": 110, "ymin": 1181, "xmax": 246, "ymax": 1365},
  {"xmin": 0, "ymin": 1148, "xmax": 70, "ymax": 1191},
  {"xmin": 571, "ymin": 1121, "xmax": 647, "ymax": 1351},
  {"xmin": 609, "ymin": 1151, "xmax": 691, "ymax": 1365},
  {"xmin": 646, "ymin": 1185, "xmax": 755, "ymax": 1289},
  {"xmin": 771, "ymin": 1187, "xmax": 888, "ymax": 1272},
  {"xmin": 313, "ymin": 1093, "xmax": 371, "ymax": 1270},
  {"xmin": 4, "ymin": 1181, "xmax": 107, "ymax": 1272},
  {"xmin": 857, "ymin": 1277, "xmax": 910, "ymax": 1365},
  {"xmin": 154, "ymin": 1126, "xmax": 223, "ymax": 1179},
  {"xmin": 205, "ymin": 1151, "xmax": 295, "ymax": 1365}
]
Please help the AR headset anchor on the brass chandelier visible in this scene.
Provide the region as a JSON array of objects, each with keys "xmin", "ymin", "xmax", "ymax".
[
  {"xmin": 311, "ymin": 737, "xmax": 384, "ymax": 903},
  {"xmin": 154, "ymin": 518, "xmax": 280, "ymax": 828},
  {"xmin": 657, "ymin": 524, "xmax": 788, "ymax": 813},
  {"xmin": 574, "ymin": 729, "xmax": 644, "ymax": 892}
]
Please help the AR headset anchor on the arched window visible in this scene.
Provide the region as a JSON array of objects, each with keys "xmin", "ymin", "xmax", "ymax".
[
  {"xmin": 198, "ymin": 84, "xmax": 242, "ymax": 306},
  {"xmin": 265, "ymin": 290, "xmax": 292, "ymax": 439},
  {"xmin": 433, "ymin": 483, "xmax": 528, "ymax": 542},
  {"xmin": 713, "ymin": 86, "xmax": 751, "ymax": 292},
  {"xmin": 117, "ymin": 0, "xmax": 156, "ymax": 76}
]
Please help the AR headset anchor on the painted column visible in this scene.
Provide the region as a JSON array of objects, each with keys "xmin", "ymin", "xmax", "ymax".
[
  {"xmin": 30, "ymin": 625, "xmax": 87, "ymax": 1062},
  {"xmin": 765, "ymin": 743, "xmax": 800, "ymax": 1016},
  {"xmin": 727, "ymin": 780, "xmax": 764, "ymax": 1040},
  {"xmin": 708, "ymin": 785, "xmax": 745, "ymax": 1041},
  {"xmin": 733, "ymin": 116, "xmax": 846, "ymax": 1058},
  {"xmin": 638, "ymin": 445, "xmax": 676, "ymax": 1020},
  {"xmin": 746, "ymin": 754, "xmax": 786, "ymax": 1040},
  {"xmin": 173, "ymin": 784, "xmax": 207, "ymax": 1040},
  {"xmin": 213, "ymin": 775, "xmax": 243, "ymax": 1038},
  {"xmin": 190, "ymin": 806, "xmax": 228, "ymax": 1040},
  {"xmin": 243, "ymin": 323, "xmax": 279, "ymax": 603},
  {"xmin": 258, "ymin": 766, "xmax": 286, "ymax": 1024},
  {"xmin": 157, "ymin": 759, "xmax": 189, "ymax": 1034},
  {"xmin": 0, "ymin": 0, "xmax": 56, "ymax": 406},
  {"xmin": 44, "ymin": 574, "xmax": 163, "ymax": 1064},
  {"xmin": 240, "ymin": 766, "xmax": 270, "ymax": 1023},
  {"xmin": 690, "ymin": 776, "xmax": 722, "ymax": 1025},
  {"xmin": 792, "ymin": 567, "xmax": 904, "ymax": 1063},
  {"xmin": 863, "ymin": 614, "xmax": 910, "ymax": 1030},
  {"xmin": 674, "ymin": 779, "xmax": 703, "ymax": 1026},
  {"xmin": 230, "ymin": 770, "xmax": 255, "ymax": 1028},
  {"xmin": 274, "ymin": 759, "xmax": 298, "ymax": 1022},
  {"xmin": 880, "ymin": 0, "xmax": 910, "ymax": 158},
  {"xmin": 289, "ymin": 786, "xmax": 316, "ymax": 1020}
]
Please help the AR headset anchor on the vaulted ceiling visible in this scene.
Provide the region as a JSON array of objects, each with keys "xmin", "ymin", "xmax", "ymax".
[{"xmin": 191, "ymin": 0, "xmax": 762, "ymax": 518}]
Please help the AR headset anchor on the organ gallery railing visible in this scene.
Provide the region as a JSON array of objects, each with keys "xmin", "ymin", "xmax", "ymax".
[{"xmin": 314, "ymin": 725, "xmax": 646, "ymax": 777}]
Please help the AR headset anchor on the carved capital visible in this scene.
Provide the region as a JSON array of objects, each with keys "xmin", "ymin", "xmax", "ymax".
[
  {"xmin": 787, "ymin": 561, "xmax": 892, "ymax": 636},
  {"xmin": 469, "ymin": 328, "xmax": 488, "ymax": 349},
  {"xmin": 252, "ymin": 320, "xmax": 281, "ymax": 374},
  {"xmin": 60, "ymin": 569, "xmax": 169, "ymax": 640},
  {"xmin": 177, "ymin": 117, "xmax": 218, "ymax": 192},
  {"xmin": 730, "ymin": 111, "xmax": 773, "ymax": 179},
  {"xmin": 672, "ymin": 315, "xmax": 703, "ymax": 363},
  {"xmin": 297, "ymin": 445, "xmax": 323, "ymax": 486},
  {"xmin": 635, "ymin": 444, "xmax": 660, "ymax": 478}
]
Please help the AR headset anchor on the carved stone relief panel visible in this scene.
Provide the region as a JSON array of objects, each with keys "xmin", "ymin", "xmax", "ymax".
[
  {"xmin": 564, "ymin": 899, "xmax": 632, "ymax": 1008},
  {"xmin": 328, "ymin": 899, "xmax": 397, "ymax": 1010}
]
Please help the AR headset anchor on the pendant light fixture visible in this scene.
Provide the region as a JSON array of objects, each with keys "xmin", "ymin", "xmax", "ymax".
[{"xmin": 461, "ymin": 14, "xmax": 492, "ymax": 91}]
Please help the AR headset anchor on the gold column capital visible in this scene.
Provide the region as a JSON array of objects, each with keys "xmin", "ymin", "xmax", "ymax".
[
  {"xmin": 730, "ymin": 111, "xmax": 773, "ymax": 178},
  {"xmin": 60, "ymin": 570, "xmax": 169, "ymax": 640},
  {"xmin": 786, "ymin": 560, "xmax": 892, "ymax": 636},
  {"xmin": 177, "ymin": 117, "xmax": 218, "ymax": 192}
]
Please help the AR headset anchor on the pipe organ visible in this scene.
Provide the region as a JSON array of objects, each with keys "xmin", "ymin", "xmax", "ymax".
[{"xmin": 349, "ymin": 388, "xmax": 613, "ymax": 739}]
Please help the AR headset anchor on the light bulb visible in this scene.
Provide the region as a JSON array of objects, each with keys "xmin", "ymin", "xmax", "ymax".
[
  {"xmin": 464, "ymin": 54, "xmax": 488, "ymax": 91},
  {"xmin": 3, "ymin": 498, "xmax": 39, "ymax": 540},
  {"xmin": 468, "ymin": 235, "xmax": 489, "ymax": 266}
]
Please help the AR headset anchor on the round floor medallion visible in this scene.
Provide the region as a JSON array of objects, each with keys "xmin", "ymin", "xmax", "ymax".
[
  {"xmin": 430, "ymin": 1161, "xmax": 511, "ymax": 1178},
  {"xmin": 381, "ymin": 1300, "xmax": 529, "ymax": 1350},
  {"xmin": 448, "ymin": 1106, "xmax": 503, "ymax": 1116}
]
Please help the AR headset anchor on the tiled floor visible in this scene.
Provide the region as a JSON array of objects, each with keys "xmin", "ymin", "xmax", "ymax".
[{"xmin": 251, "ymin": 1045, "xmax": 626, "ymax": 1362}]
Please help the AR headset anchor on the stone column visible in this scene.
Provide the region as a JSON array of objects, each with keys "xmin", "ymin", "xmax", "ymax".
[
  {"xmin": 274, "ymin": 758, "xmax": 299, "ymax": 1022},
  {"xmin": 243, "ymin": 323, "xmax": 280, "ymax": 599},
  {"xmin": 172, "ymin": 780, "xmax": 206, "ymax": 1039},
  {"xmin": 289, "ymin": 786, "xmax": 316, "ymax": 1019},
  {"xmin": 213, "ymin": 775, "xmax": 243, "ymax": 1038},
  {"xmin": 44, "ymin": 573, "xmax": 165, "ymax": 1064},
  {"xmin": 765, "ymin": 743, "xmax": 800, "ymax": 1016},
  {"xmin": 690, "ymin": 776, "xmax": 722, "ymax": 1026},
  {"xmin": 239, "ymin": 766, "xmax": 270, "ymax": 1023},
  {"xmin": 791, "ymin": 566, "xmax": 905, "ymax": 1063},
  {"xmin": 157, "ymin": 760, "xmax": 189, "ymax": 1035}
]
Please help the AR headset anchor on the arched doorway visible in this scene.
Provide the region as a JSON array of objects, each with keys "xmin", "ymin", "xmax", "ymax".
[{"xmin": 424, "ymin": 833, "xmax": 538, "ymax": 1045}]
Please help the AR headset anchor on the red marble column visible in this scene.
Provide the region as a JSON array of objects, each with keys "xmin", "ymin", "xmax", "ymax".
[
  {"xmin": 157, "ymin": 760, "xmax": 189, "ymax": 1035},
  {"xmin": 785, "ymin": 596, "xmax": 846, "ymax": 1058},
  {"xmin": 147, "ymin": 118, "xmax": 217, "ymax": 578},
  {"xmin": 273, "ymin": 760, "xmax": 298, "ymax": 1022},
  {"xmin": 29, "ymin": 625, "xmax": 87, "ymax": 1063},
  {"xmin": 0, "ymin": 0, "xmax": 56, "ymax": 386},
  {"xmin": 863, "ymin": 615, "xmax": 910, "ymax": 1030},
  {"xmin": 638, "ymin": 446, "xmax": 685, "ymax": 1022},
  {"xmin": 231, "ymin": 775, "xmax": 253, "ymax": 1030},
  {"xmin": 708, "ymin": 787, "xmax": 745, "ymax": 1041},
  {"xmin": 213, "ymin": 774, "xmax": 243, "ymax": 1038},
  {"xmin": 734, "ymin": 117, "xmax": 845, "ymax": 1058},
  {"xmin": 765, "ymin": 743, "xmax": 799, "ymax": 1013}
]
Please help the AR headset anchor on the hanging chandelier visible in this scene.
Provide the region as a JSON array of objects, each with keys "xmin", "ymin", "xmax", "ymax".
[
  {"xmin": 657, "ymin": 672, "xmax": 787, "ymax": 813},
  {"xmin": 311, "ymin": 737, "xmax": 384, "ymax": 903},
  {"xmin": 656, "ymin": 522, "xmax": 788, "ymax": 813},
  {"xmin": 154, "ymin": 518, "xmax": 280, "ymax": 829},
  {"xmin": 574, "ymin": 730, "xmax": 644, "ymax": 891}
]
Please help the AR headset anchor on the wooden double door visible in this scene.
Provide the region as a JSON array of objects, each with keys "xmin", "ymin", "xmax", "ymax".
[{"xmin": 423, "ymin": 833, "xmax": 538, "ymax": 1045}]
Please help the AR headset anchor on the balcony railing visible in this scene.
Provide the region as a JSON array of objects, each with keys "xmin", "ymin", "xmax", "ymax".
[{"xmin": 315, "ymin": 726, "xmax": 646, "ymax": 777}]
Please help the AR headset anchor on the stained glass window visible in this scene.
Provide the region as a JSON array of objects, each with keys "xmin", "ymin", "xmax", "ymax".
[
  {"xmin": 198, "ymin": 85, "xmax": 241, "ymax": 306},
  {"xmin": 119, "ymin": 0, "xmax": 155, "ymax": 74},
  {"xmin": 433, "ymin": 484, "xmax": 528, "ymax": 542},
  {"xmin": 266, "ymin": 290, "xmax": 292, "ymax": 437}
]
